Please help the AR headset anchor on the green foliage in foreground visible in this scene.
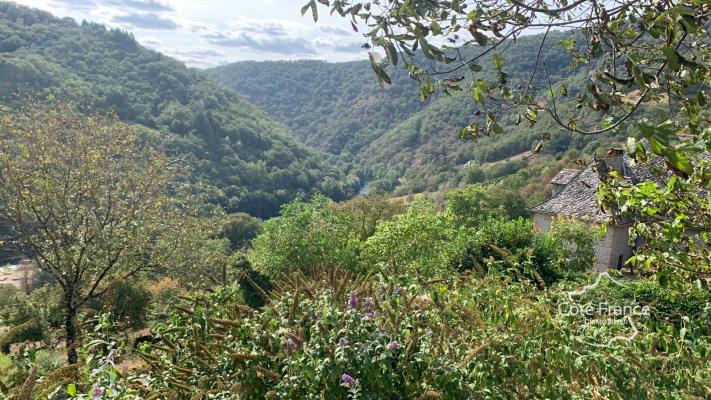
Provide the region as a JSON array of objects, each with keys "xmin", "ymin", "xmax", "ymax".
[
  {"xmin": 601, "ymin": 127, "xmax": 711, "ymax": 284},
  {"xmin": 15, "ymin": 273, "xmax": 709, "ymax": 399},
  {"xmin": 251, "ymin": 193, "xmax": 602, "ymax": 284}
]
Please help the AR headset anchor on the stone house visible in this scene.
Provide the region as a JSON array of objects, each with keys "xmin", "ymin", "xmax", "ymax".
[{"xmin": 530, "ymin": 148, "xmax": 670, "ymax": 271}]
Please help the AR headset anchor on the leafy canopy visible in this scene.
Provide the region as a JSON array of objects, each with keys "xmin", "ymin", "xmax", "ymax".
[
  {"xmin": 306, "ymin": 0, "xmax": 709, "ymax": 169},
  {"xmin": 0, "ymin": 102, "xmax": 219, "ymax": 363}
]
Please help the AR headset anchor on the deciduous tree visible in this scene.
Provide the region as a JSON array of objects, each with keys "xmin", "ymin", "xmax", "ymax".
[{"xmin": 0, "ymin": 102, "xmax": 219, "ymax": 363}]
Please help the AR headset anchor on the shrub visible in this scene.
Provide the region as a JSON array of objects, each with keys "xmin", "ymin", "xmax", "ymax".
[
  {"xmin": 148, "ymin": 277, "xmax": 184, "ymax": 321},
  {"xmin": 334, "ymin": 194, "xmax": 405, "ymax": 240},
  {"xmin": 0, "ymin": 319, "xmax": 43, "ymax": 353},
  {"xmin": 447, "ymin": 184, "xmax": 529, "ymax": 227},
  {"xmin": 0, "ymin": 285, "xmax": 21, "ymax": 321},
  {"xmin": 221, "ymin": 212, "xmax": 262, "ymax": 250},
  {"xmin": 105, "ymin": 280, "xmax": 152, "ymax": 329},
  {"xmin": 250, "ymin": 194, "xmax": 362, "ymax": 277},
  {"xmin": 123, "ymin": 273, "xmax": 710, "ymax": 399},
  {"xmin": 546, "ymin": 217, "xmax": 606, "ymax": 274},
  {"xmin": 451, "ymin": 218, "xmax": 543, "ymax": 279},
  {"xmin": 364, "ymin": 196, "xmax": 459, "ymax": 277},
  {"xmin": 450, "ymin": 217, "xmax": 603, "ymax": 285},
  {"xmin": 0, "ymin": 285, "xmax": 62, "ymax": 352},
  {"xmin": 233, "ymin": 253, "xmax": 272, "ymax": 309}
]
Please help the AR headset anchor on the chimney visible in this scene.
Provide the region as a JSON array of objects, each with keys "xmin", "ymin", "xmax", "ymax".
[{"xmin": 604, "ymin": 148, "xmax": 625, "ymax": 176}]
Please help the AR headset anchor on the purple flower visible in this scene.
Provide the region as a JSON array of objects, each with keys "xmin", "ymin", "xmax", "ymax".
[
  {"xmin": 337, "ymin": 337, "xmax": 348, "ymax": 347},
  {"xmin": 393, "ymin": 287, "xmax": 403, "ymax": 297},
  {"xmin": 363, "ymin": 297, "xmax": 375, "ymax": 308},
  {"xmin": 387, "ymin": 340, "xmax": 399, "ymax": 350},
  {"xmin": 287, "ymin": 338, "xmax": 300, "ymax": 349},
  {"xmin": 341, "ymin": 373, "xmax": 358, "ymax": 386},
  {"xmin": 363, "ymin": 311, "xmax": 374, "ymax": 320},
  {"xmin": 310, "ymin": 313, "xmax": 318, "ymax": 323},
  {"xmin": 348, "ymin": 292, "xmax": 358, "ymax": 309},
  {"xmin": 379, "ymin": 325, "xmax": 388, "ymax": 333},
  {"xmin": 92, "ymin": 386, "xmax": 105, "ymax": 398}
]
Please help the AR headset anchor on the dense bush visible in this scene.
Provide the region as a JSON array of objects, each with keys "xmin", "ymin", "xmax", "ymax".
[
  {"xmin": 545, "ymin": 218, "xmax": 606, "ymax": 274},
  {"xmin": 251, "ymin": 195, "xmax": 602, "ymax": 285},
  {"xmin": 450, "ymin": 217, "xmax": 602, "ymax": 285},
  {"xmin": 105, "ymin": 281, "xmax": 152, "ymax": 329},
  {"xmin": 364, "ymin": 196, "xmax": 459, "ymax": 277},
  {"xmin": 571, "ymin": 278, "xmax": 711, "ymax": 329},
  {"xmin": 0, "ymin": 285, "xmax": 62, "ymax": 352},
  {"xmin": 49, "ymin": 273, "xmax": 710, "ymax": 399},
  {"xmin": 81, "ymin": 280, "xmax": 152, "ymax": 329},
  {"xmin": 334, "ymin": 193, "xmax": 405, "ymax": 240},
  {"xmin": 221, "ymin": 212, "xmax": 263, "ymax": 250},
  {"xmin": 147, "ymin": 278, "xmax": 185, "ymax": 321},
  {"xmin": 250, "ymin": 195, "xmax": 363, "ymax": 277}
]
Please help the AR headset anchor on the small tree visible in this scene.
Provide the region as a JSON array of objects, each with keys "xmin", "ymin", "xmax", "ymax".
[
  {"xmin": 250, "ymin": 194, "xmax": 362, "ymax": 277},
  {"xmin": 0, "ymin": 102, "xmax": 217, "ymax": 364}
]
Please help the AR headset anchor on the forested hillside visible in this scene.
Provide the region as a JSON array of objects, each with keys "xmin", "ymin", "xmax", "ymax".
[
  {"xmin": 208, "ymin": 60, "xmax": 428, "ymax": 155},
  {"xmin": 208, "ymin": 32, "xmax": 642, "ymax": 195},
  {"xmin": 0, "ymin": 2, "xmax": 358, "ymax": 217}
]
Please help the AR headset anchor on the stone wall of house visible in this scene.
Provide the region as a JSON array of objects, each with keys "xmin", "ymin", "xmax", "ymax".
[
  {"xmin": 533, "ymin": 213, "xmax": 634, "ymax": 272},
  {"xmin": 593, "ymin": 225, "xmax": 633, "ymax": 272},
  {"xmin": 533, "ymin": 213, "xmax": 552, "ymax": 232}
]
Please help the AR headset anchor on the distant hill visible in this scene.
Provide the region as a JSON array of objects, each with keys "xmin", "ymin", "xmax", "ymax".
[
  {"xmin": 208, "ymin": 32, "xmax": 637, "ymax": 195},
  {"xmin": 208, "ymin": 60, "xmax": 428, "ymax": 156},
  {"xmin": 0, "ymin": 2, "xmax": 358, "ymax": 217}
]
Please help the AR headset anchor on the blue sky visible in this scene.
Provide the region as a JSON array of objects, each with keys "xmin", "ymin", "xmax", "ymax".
[{"xmin": 12, "ymin": 0, "xmax": 367, "ymax": 67}]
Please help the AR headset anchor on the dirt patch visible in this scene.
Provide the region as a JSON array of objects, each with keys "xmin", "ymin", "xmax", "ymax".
[
  {"xmin": 0, "ymin": 259, "xmax": 35, "ymax": 290},
  {"xmin": 623, "ymin": 90, "xmax": 669, "ymax": 105},
  {"xmin": 480, "ymin": 150, "xmax": 535, "ymax": 168}
]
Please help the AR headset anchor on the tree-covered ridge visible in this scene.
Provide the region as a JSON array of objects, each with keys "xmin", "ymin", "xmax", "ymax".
[
  {"xmin": 207, "ymin": 32, "xmax": 639, "ymax": 195},
  {"xmin": 0, "ymin": 2, "xmax": 357, "ymax": 218},
  {"xmin": 207, "ymin": 59, "xmax": 428, "ymax": 156}
]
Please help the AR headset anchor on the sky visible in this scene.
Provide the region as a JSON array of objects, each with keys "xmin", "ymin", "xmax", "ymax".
[{"xmin": 11, "ymin": 0, "xmax": 368, "ymax": 68}]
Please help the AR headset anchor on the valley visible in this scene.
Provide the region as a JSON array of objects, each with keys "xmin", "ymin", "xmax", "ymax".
[{"xmin": 0, "ymin": 1, "xmax": 709, "ymax": 398}]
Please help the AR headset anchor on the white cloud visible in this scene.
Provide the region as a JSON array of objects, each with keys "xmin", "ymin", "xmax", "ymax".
[{"xmin": 12, "ymin": 0, "xmax": 369, "ymax": 66}]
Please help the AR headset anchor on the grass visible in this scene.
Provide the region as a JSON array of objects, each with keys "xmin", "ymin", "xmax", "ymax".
[
  {"xmin": 0, "ymin": 352, "xmax": 15, "ymax": 391},
  {"xmin": 0, "ymin": 353, "xmax": 11, "ymax": 369}
]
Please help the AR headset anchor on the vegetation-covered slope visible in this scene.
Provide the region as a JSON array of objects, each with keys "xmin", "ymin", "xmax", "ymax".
[
  {"xmin": 0, "ymin": 2, "xmax": 358, "ymax": 217},
  {"xmin": 208, "ymin": 32, "xmax": 637, "ymax": 195},
  {"xmin": 208, "ymin": 59, "xmax": 428, "ymax": 156}
]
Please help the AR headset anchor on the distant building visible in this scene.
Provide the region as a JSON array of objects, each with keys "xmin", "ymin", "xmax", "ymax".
[{"xmin": 531, "ymin": 147, "xmax": 672, "ymax": 271}]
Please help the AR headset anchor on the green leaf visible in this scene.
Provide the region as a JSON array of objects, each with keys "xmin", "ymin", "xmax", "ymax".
[
  {"xmin": 66, "ymin": 384, "xmax": 77, "ymax": 396},
  {"xmin": 657, "ymin": 270, "xmax": 669, "ymax": 288},
  {"xmin": 300, "ymin": 3, "xmax": 310, "ymax": 16},
  {"xmin": 473, "ymin": 31, "xmax": 488, "ymax": 46},
  {"xmin": 368, "ymin": 52, "xmax": 391, "ymax": 87},
  {"xmin": 310, "ymin": 0, "xmax": 318, "ymax": 22},
  {"xmin": 472, "ymin": 80, "xmax": 487, "ymax": 104},
  {"xmin": 526, "ymin": 107, "xmax": 538, "ymax": 123},
  {"xmin": 501, "ymin": 86, "xmax": 512, "ymax": 100},
  {"xmin": 666, "ymin": 150, "xmax": 693, "ymax": 175},
  {"xmin": 661, "ymin": 46, "xmax": 680, "ymax": 71},
  {"xmin": 385, "ymin": 43, "xmax": 398, "ymax": 66}
]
